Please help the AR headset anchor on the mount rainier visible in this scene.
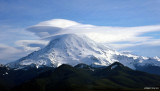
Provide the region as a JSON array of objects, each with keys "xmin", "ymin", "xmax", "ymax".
[{"xmin": 7, "ymin": 34, "xmax": 160, "ymax": 72}]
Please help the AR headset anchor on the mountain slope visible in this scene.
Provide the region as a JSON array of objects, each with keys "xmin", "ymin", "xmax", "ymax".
[
  {"xmin": 13, "ymin": 62, "xmax": 160, "ymax": 91},
  {"xmin": 0, "ymin": 65, "xmax": 54, "ymax": 88}
]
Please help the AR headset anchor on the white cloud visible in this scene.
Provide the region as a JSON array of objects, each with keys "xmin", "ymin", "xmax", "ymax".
[
  {"xmin": 27, "ymin": 19, "xmax": 81, "ymax": 38},
  {"xmin": 16, "ymin": 40, "xmax": 49, "ymax": 51},
  {"xmin": 27, "ymin": 19, "xmax": 160, "ymax": 48},
  {"xmin": 0, "ymin": 25, "xmax": 39, "ymax": 46},
  {"xmin": 0, "ymin": 44, "xmax": 25, "ymax": 64},
  {"xmin": 0, "ymin": 44, "xmax": 21, "ymax": 54},
  {"xmin": 140, "ymin": 39, "xmax": 160, "ymax": 46},
  {"xmin": 34, "ymin": 19, "xmax": 80, "ymax": 28}
]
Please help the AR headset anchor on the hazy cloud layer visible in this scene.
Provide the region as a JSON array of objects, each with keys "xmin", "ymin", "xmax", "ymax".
[{"xmin": 0, "ymin": 44, "xmax": 25, "ymax": 63}]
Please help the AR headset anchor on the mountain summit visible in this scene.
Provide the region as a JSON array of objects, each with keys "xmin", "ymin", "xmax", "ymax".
[{"xmin": 7, "ymin": 34, "xmax": 160, "ymax": 71}]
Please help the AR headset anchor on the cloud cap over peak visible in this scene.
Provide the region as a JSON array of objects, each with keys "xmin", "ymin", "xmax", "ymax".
[{"xmin": 27, "ymin": 19, "xmax": 160, "ymax": 45}]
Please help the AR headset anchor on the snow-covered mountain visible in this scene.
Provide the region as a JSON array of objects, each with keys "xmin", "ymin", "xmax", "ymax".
[{"xmin": 7, "ymin": 34, "xmax": 160, "ymax": 70}]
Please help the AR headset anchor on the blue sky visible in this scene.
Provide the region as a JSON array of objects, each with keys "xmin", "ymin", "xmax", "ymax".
[
  {"xmin": 0, "ymin": 0, "xmax": 160, "ymax": 63},
  {"xmin": 1, "ymin": 0, "xmax": 160, "ymax": 27}
]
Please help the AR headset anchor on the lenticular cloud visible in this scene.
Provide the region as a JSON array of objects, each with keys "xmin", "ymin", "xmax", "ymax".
[{"xmin": 27, "ymin": 19, "xmax": 160, "ymax": 46}]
